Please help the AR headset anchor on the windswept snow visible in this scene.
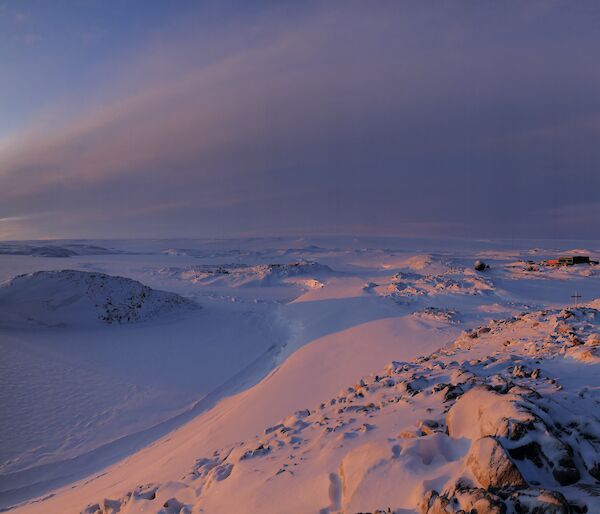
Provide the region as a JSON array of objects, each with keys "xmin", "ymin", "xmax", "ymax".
[
  {"xmin": 78, "ymin": 305, "xmax": 600, "ymax": 514},
  {"xmin": 1, "ymin": 237, "xmax": 600, "ymax": 513}
]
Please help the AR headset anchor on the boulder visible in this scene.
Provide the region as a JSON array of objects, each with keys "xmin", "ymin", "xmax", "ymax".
[
  {"xmin": 475, "ymin": 260, "xmax": 488, "ymax": 271},
  {"xmin": 466, "ymin": 437, "xmax": 527, "ymax": 489}
]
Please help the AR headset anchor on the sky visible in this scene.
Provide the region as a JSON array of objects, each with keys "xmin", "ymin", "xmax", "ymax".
[{"xmin": 1, "ymin": 0, "xmax": 600, "ymax": 240}]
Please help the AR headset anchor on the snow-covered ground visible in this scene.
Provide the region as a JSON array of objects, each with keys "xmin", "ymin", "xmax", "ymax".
[{"xmin": 1, "ymin": 237, "xmax": 599, "ymax": 513}]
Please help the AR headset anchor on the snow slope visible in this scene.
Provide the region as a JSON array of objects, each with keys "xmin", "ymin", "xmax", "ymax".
[
  {"xmin": 6, "ymin": 311, "xmax": 454, "ymax": 514},
  {"xmin": 79, "ymin": 305, "xmax": 600, "ymax": 514}
]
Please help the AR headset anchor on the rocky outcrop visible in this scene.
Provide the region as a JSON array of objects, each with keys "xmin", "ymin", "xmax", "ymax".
[
  {"xmin": 420, "ymin": 485, "xmax": 571, "ymax": 514},
  {"xmin": 445, "ymin": 382, "xmax": 584, "ymax": 489},
  {"xmin": 419, "ymin": 485, "xmax": 506, "ymax": 514}
]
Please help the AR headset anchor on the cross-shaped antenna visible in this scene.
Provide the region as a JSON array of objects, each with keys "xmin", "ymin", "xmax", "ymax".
[{"xmin": 571, "ymin": 292, "xmax": 582, "ymax": 308}]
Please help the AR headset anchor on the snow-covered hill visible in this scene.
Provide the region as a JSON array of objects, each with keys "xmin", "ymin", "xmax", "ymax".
[
  {"xmin": 80, "ymin": 305, "xmax": 600, "ymax": 513},
  {"xmin": 155, "ymin": 261, "xmax": 334, "ymax": 289},
  {"xmin": 0, "ymin": 243, "xmax": 117, "ymax": 257},
  {"xmin": 0, "ymin": 270, "xmax": 197, "ymax": 327}
]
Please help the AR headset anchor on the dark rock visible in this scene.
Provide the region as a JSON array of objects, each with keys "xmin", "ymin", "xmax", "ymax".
[
  {"xmin": 443, "ymin": 384, "xmax": 464, "ymax": 402},
  {"xmin": 508, "ymin": 441, "xmax": 545, "ymax": 468},
  {"xmin": 475, "ymin": 260, "xmax": 488, "ymax": 271}
]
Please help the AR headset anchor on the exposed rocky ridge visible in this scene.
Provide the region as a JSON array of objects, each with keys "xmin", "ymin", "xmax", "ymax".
[
  {"xmin": 365, "ymin": 266, "xmax": 496, "ymax": 305},
  {"xmin": 82, "ymin": 306, "xmax": 600, "ymax": 513},
  {"xmin": 389, "ymin": 268, "xmax": 495, "ymax": 298}
]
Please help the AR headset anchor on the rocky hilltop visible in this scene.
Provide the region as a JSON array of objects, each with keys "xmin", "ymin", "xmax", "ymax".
[{"xmin": 0, "ymin": 270, "xmax": 197, "ymax": 327}]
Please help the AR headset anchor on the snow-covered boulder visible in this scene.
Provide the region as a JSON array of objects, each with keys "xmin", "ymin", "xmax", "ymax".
[
  {"xmin": 446, "ymin": 386, "xmax": 536, "ymax": 440},
  {"xmin": 0, "ymin": 270, "xmax": 197, "ymax": 327}
]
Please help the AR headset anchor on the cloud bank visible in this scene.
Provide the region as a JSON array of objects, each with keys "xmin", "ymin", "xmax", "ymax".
[{"xmin": 1, "ymin": 1, "xmax": 600, "ymax": 239}]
